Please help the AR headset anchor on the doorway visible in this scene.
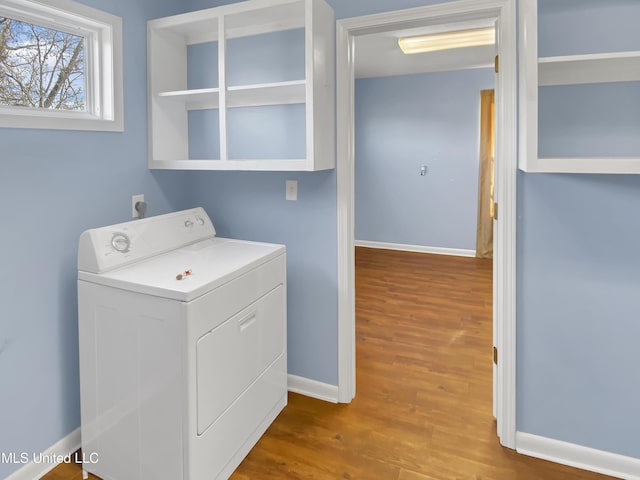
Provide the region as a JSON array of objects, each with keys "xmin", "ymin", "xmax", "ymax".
[{"xmin": 335, "ymin": 0, "xmax": 517, "ymax": 449}]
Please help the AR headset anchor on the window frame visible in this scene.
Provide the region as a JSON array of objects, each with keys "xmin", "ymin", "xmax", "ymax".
[{"xmin": 0, "ymin": 0, "xmax": 123, "ymax": 131}]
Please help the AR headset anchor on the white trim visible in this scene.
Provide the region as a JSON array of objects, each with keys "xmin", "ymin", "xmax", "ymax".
[
  {"xmin": 5, "ymin": 428, "xmax": 81, "ymax": 480},
  {"xmin": 493, "ymin": 0, "xmax": 518, "ymax": 450},
  {"xmin": 336, "ymin": 0, "xmax": 517, "ymax": 449},
  {"xmin": 288, "ymin": 374, "xmax": 339, "ymax": 404},
  {"xmin": 355, "ymin": 240, "xmax": 476, "ymax": 258},
  {"xmin": 517, "ymin": 0, "xmax": 537, "ymax": 173},
  {"xmin": 336, "ymin": 17, "xmax": 356, "ymax": 404},
  {"xmin": 516, "ymin": 432, "xmax": 640, "ymax": 480}
]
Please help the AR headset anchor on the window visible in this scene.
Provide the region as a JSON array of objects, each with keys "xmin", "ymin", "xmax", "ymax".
[{"xmin": 0, "ymin": 0, "xmax": 123, "ymax": 131}]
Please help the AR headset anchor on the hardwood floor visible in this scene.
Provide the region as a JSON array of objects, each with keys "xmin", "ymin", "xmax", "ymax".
[{"xmin": 43, "ymin": 247, "xmax": 612, "ymax": 480}]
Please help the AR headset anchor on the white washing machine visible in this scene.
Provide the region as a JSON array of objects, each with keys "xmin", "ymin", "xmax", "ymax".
[{"xmin": 77, "ymin": 208, "xmax": 287, "ymax": 480}]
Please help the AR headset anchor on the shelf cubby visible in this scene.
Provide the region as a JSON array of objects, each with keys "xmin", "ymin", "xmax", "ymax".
[
  {"xmin": 519, "ymin": 0, "xmax": 640, "ymax": 173},
  {"xmin": 147, "ymin": 0, "xmax": 335, "ymax": 171}
]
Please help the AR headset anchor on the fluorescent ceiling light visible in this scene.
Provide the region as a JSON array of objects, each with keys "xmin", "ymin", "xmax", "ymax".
[{"xmin": 398, "ymin": 27, "xmax": 495, "ymax": 54}]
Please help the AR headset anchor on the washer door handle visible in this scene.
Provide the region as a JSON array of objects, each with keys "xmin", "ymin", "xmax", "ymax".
[{"xmin": 238, "ymin": 310, "xmax": 257, "ymax": 332}]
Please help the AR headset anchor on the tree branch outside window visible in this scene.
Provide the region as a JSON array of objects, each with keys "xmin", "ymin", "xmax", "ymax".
[{"xmin": 0, "ymin": 16, "xmax": 85, "ymax": 111}]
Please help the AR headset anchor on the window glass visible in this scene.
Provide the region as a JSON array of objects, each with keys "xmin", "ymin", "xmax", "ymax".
[{"xmin": 0, "ymin": 17, "xmax": 86, "ymax": 111}]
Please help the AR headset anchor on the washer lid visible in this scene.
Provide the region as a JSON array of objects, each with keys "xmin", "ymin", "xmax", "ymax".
[{"xmin": 78, "ymin": 237, "xmax": 285, "ymax": 302}]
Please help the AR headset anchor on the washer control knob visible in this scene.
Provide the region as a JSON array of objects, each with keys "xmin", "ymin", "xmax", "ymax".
[
  {"xmin": 195, "ymin": 216, "xmax": 205, "ymax": 226},
  {"xmin": 111, "ymin": 233, "xmax": 131, "ymax": 253},
  {"xmin": 185, "ymin": 220, "xmax": 194, "ymax": 228}
]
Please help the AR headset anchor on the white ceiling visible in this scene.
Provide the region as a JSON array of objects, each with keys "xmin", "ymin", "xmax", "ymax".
[{"xmin": 354, "ymin": 26, "xmax": 496, "ymax": 79}]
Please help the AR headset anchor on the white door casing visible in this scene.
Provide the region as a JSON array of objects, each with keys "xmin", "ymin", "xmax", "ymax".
[{"xmin": 335, "ymin": 0, "xmax": 517, "ymax": 449}]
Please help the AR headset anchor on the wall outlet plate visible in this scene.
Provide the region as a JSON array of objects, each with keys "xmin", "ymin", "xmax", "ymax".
[{"xmin": 132, "ymin": 194, "xmax": 144, "ymax": 218}]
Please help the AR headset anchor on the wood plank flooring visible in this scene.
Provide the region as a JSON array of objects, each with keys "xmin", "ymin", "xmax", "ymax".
[{"xmin": 42, "ymin": 247, "xmax": 612, "ymax": 480}]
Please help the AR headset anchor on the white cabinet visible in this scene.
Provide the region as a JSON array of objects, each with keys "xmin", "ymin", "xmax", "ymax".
[
  {"xmin": 148, "ymin": 0, "xmax": 335, "ymax": 171},
  {"xmin": 519, "ymin": 0, "xmax": 640, "ymax": 173}
]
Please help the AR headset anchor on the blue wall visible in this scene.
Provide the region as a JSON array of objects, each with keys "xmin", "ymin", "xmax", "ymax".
[
  {"xmin": 539, "ymin": 82, "xmax": 640, "ymax": 158},
  {"xmin": 517, "ymin": 173, "xmax": 640, "ymax": 458},
  {"xmin": 355, "ymin": 69, "xmax": 494, "ymax": 250},
  {"xmin": 0, "ymin": 0, "xmax": 191, "ymax": 478}
]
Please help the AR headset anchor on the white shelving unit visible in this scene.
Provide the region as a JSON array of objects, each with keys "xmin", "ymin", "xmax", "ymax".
[
  {"xmin": 147, "ymin": 0, "xmax": 335, "ymax": 171},
  {"xmin": 519, "ymin": 0, "xmax": 640, "ymax": 173}
]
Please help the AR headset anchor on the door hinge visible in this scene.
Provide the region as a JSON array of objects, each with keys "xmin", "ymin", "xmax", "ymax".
[
  {"xmin": 493, "ymin": 202, "xmax": 498, "ymax": 221},
  {"xmin": 493, "ymin": 346, "xmax": 498, "ymax": 365},
  {"xmin": 494, "ymin": 55, "xmax": 499, "ymax": 73}
]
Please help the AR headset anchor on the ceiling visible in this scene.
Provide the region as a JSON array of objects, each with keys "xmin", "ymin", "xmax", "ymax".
[{"xmin": 354, "ymin": 26, "xmax": 496, "ymax": 79}]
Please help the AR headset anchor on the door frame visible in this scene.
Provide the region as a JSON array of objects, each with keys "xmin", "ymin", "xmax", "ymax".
[{"xmin": 335, "ymin": 0, "xmax": 517, "ymax": 449}]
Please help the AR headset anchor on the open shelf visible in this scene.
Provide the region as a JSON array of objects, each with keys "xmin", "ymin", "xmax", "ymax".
[
  {"xmin": 157, "ymin": 82, "xmax": 305, "ymax": 110},
  {"xmin": 148, "ymin": 0, "xmax": 334, "ymax": 171},
  {"xmin": 158, "ymin": 88, "xmax": 220, "ymax": 109},
  {"xmin": 227, "ymin": 80, "xmax": 305, "ymax": 107},
  {"xmin": 539, "ymin": 51, "xmax": 640, "ymax": 86},
  {"xmin": 518, "ymin": 0, "xmax": 640, "ymax": 174}
]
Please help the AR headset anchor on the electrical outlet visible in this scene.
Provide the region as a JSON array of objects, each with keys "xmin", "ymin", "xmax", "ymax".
[
  {"xmin": 286, "ymin": 180, "xmax": 298, "ymax": 201},
  {"xmin": 132, "ymin": 194, "xmax": 144, "ymax": 218}
]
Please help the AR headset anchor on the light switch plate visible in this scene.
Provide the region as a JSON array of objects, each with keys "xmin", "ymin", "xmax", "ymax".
[{"xmin": 286, "ymin": 180, "xmax": 298, "ymax": 201}]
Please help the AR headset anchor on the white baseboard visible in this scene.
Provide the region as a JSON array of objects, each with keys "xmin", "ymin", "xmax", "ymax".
[
  {"xmin": 355, "ymin": 240, "xmax": 476, "ymax": 258},
  {"xmin": 516, "ymin": 431, "xmax": 640, "ymax": 480},
  {"xmin": 288, "ymin": 374, "xmax": 339, "ymax": 404},
  {"xmin": 5, "ymin": 428, "xmax": 80, "ymax": 480}
]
